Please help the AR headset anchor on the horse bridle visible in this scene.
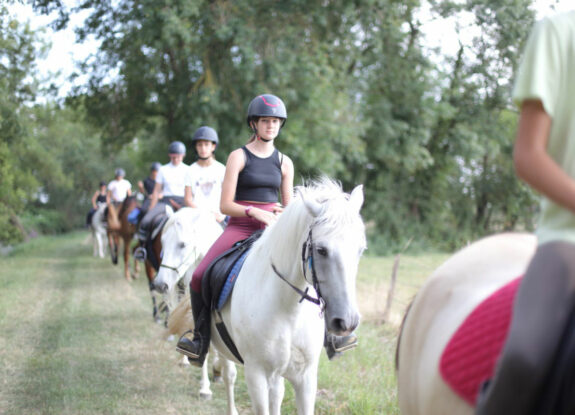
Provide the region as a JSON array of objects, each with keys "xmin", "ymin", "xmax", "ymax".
[
  {"xmin": 272, "ymin": 228, "xmax": 325, "ymax": 311},
  {"xmin": 159, "ymin": 247, "xmax": 198, "ymax": 278}
]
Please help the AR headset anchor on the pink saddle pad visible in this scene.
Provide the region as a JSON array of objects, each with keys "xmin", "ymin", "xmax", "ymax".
[{"xmin": 439, "ymin": 276, "xmax": 522, "ymax": 406}]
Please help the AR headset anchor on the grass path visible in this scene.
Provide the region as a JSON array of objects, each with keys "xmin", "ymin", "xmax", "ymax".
[{"xmin": 0, "ymin": 231, "xmax": 448, "ymax": 414}]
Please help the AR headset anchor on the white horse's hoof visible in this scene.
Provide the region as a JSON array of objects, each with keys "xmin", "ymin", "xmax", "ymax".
[{"xmin": 199, "ymin": 391, "xmax": 212, "ymax": 400}]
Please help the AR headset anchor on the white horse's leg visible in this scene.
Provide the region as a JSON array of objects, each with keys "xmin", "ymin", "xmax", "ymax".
[
  {"xmin": 244, "ymin": 368, "xmax": 270, "ymax": 415},
  {"xmin": 178, "ymin": 355, "xmax": 190, "ymax": 367},
  {"xmin": 92, "ymin": 229, "xmax": 98, "ymax": 257},
  {"xmin": 198, "ymin": 351, "xmax": 212, "ymax": 400},
  {"xmin": 97, "ymin": 232, "xmax": 105, "ymax": 258},
  {"xmin": 291, "ymin": 369, "xmax": 318, "ymax": 415},
  {"xmin": 221, "ymin": 358, "xmax": 238, "ymax": 415},
  {"xmin": 211, "ymin": 348, "xmax": 223, "ymax": 383},
  {"xmin": 268, "ymin": 375, "xmax": 285, "ymax": 415}
]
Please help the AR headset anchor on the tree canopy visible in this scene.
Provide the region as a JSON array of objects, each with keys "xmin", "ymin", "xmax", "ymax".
[{"xmin": 1, "ymin": 0, "xmax": 540, "ymax": 251}]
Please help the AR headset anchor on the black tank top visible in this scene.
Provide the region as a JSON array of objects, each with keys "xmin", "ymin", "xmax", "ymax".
[
  {"xmin": 96, "ymin": 193, "xmax": 107, "ymax": 203},
  {"xmin": 235, "ymin": 146, "xmax": 282, "ymax": 203}
]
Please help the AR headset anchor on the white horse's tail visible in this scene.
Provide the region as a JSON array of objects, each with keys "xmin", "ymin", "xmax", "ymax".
[{"xmin": 164, "ymin": 291, "xmax": 193, "ymax": 340}]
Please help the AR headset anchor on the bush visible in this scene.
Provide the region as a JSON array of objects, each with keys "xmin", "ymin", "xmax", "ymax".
[{"xmin": 21, "ymin": 208, "xmax": 73, "ymax": 236}]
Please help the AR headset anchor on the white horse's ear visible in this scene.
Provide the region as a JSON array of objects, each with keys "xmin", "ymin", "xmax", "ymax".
[
  {"xmin": 349, "ymin": 185, "xmax": 364, "ymax": 213},
  {"xmin": 301, "ymin": 191, "xmax": 323, "ymax": 217}
]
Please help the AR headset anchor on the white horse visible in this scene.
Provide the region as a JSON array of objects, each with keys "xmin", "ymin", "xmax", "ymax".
[
  {"xmin": 153, "ymin": 207, "xmax": 225, "ymax": 399},
  {"xmin": 170, "ymin": 178, "xmax": 366, "ymax": 415},
  {"xmin": 396, "ymin": 232, "xmax": 537, "ymax": 415},
  {"xmin": 90, "ymin": 203, "xmax": 108, "ymax": 258},
  {"xmin": 153, "ymin": 207, "xmax": 223, "ymax": 312}
]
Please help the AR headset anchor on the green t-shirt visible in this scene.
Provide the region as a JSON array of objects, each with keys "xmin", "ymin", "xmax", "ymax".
[{"xmin": 513, "ymin": 11, "xmax": 575, "ymax": 244}]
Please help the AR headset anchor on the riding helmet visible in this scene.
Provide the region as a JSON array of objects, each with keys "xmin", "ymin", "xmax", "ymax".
[
  {"xmin": 191, "ymin": 126, "xmax": 219, "ymax": 147},
  {"xmin": 246, "ymin": 94, "xmax": 287, "ymax": 130},
  {"xmin": 168, "ymin": 141, "xmax": 186, "ymax": 155}
]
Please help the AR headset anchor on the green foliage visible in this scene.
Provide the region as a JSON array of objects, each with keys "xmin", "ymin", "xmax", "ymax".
[{"xmin": 2, "ymin": 0, "xmax": 541, "ymax": 251}]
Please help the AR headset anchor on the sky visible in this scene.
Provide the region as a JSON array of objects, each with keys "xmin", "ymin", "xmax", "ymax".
[{"xmin": 9, "ymin": 0, "xmax": 575, "ymax": 98}]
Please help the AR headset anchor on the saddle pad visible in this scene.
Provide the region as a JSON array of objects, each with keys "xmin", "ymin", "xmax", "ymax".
[
  {"xmin": 216, "ymin": 250, "xmax": 249, "ymax": 310},
  {"xmin": 439, "ymin": 276, "xmax": 522, "ymax": 406}
]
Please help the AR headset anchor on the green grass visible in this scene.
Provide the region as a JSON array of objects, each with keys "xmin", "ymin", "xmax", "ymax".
[{"xmin": 0, "ymin": 231, "xmax": 449, "ymax": 414}]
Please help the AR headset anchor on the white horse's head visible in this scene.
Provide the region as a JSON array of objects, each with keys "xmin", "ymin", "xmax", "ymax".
[
  {"xmin": 154, "ymin": 208, "xmax": 223, "ymax": 295},
  {"xmin": 270, "ymin": 177, "xmax": 367, "ymax": 337}
]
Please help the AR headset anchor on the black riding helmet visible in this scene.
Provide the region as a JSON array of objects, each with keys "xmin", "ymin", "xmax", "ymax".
[
  {"xmin": 246, "ymin": 94, "xmax": 287, "ymax": 131},
  {"xmin": 191, "ymin": 126, "xmax": 219, "ymax": 147}
]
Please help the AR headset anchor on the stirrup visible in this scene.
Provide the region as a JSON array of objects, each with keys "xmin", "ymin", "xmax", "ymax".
[
  {"xmin": 133, "ymin": 246, "xmax": 147, "ymax": 262},
  {"xmin": 176, "ymin": 332, "xmax": 203, "ymax": 358}
]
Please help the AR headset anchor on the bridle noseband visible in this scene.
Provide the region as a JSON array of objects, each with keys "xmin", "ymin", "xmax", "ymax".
[
  {"xmin": 272, "ymin": 228, "xmax": 325, "ymax": 311},
  {"xmin": 159, "ymin": 246, "xmax": 197, "ymax": 278}
]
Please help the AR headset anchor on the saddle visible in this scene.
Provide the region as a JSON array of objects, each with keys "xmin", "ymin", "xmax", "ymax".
[
  {"xmin": 439, "ymin": 277, "xmax": 521, "ymax": 406},
  {"xmin": 440, "ymin": 276, "xmax": 575, "ymax": 414},
  {"xmin": 201, "ymin": 230, "xmax": 264, "ymax": 362}
]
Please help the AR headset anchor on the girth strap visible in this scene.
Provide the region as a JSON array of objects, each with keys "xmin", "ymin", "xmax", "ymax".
[{"xmin": 214, "ymin": 310, "xmax": 244, "ymax": 364}]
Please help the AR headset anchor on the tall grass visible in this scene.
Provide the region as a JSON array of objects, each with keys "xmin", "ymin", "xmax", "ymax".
[{"xmin": 0, "ymin": 231, "xmax": 449, "ymax": 414}]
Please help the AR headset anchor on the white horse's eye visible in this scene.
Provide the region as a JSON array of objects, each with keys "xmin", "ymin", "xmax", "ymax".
[{"xmin": 316, "ymin": 246, "xmax": 328, "ymax": 257}]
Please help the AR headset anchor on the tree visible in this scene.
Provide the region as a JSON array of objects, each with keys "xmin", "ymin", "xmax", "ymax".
[{"xmin": 0, "ymin": 6, "xmax": 43, "ymax": 242}]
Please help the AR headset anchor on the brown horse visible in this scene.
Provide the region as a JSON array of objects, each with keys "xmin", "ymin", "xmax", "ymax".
[
  {"xmin": 107, "ymin": 196, "xmax": 140, "ymax": 281},
  {"xmin": 143, "ymin": 217, "xmax": 167, "ymax": 324}
]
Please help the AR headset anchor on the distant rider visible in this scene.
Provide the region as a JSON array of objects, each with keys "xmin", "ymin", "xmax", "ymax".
[
  {"xmin": 135, "ymin": 142, "xmax": 188, "ymax": 260},
  {"xmin": 184, "ymin": 126, "xmax": 226, "ymax": 224}
]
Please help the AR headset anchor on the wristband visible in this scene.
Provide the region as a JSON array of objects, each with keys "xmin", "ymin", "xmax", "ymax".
[{"xmin": 245, "ymin": 206, "xmax": 254, "ymax": 218}]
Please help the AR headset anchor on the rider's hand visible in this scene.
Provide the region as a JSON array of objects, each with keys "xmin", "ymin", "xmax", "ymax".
[
  {"xmin": 251, "ymin": 208, "xmax": 278, "ymax": 227},
  {"xmin": 169, "ymin": 199, "xmax": 181, "ymax": 210},
  {"xmin": 272, "ymin": 204, "xmax": 284, "ymax": 215}
]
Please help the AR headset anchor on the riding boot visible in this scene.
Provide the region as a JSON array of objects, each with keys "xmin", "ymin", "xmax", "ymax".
[
  {"xmin": 324, "ymin": 331, "xmax": 358, "ymax": 360},
  {"xmin": 176, "ymin": 290, "xmax": 211, "ymax": 367}
]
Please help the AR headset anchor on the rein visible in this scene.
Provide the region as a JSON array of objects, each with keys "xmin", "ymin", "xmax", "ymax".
[{"xmin": 271, "ymin": 228, "xmax": 325, "ymax": 310}]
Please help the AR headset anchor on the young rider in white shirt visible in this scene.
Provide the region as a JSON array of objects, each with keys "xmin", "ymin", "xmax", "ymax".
[{"xmin": 184, "ymin": 126, "xmax": 226, "ymax": 223}]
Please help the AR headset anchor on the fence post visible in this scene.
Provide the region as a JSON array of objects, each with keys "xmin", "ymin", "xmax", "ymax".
[{"xmin": 382, "ymin": 237, "xmax": 412, "ymax": 323}]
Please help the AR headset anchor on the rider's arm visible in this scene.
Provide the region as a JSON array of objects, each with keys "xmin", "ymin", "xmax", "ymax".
[
  {"xmin": 137, "ymin": 180, "xmax": 145, "ymax": 194},
  {"xmin": 279, "ymin": 154, "xmax": 294, "ymax": 209},
  {"xmin": 514, "ymin": 99, "xmax": 575, "ymax": 213},
  {"xmin": 149, "ymin": 181, "xmax": 162, "ymax": 210},
  {"xmin": 184, "ymin": 186, "xmax": 198, "ymax": 208},
  {"xmin": 220, "ymin": 149, "xmax": 245, "ymax": 217},
  {"xmin": 91, "ymin": 191, "xmax": 99, "ymax": 209}
]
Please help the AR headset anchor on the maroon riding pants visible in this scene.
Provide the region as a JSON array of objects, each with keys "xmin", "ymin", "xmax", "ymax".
[{"xmin": 190, "ymin": 201, "xmax": 276, "ymax": 293}]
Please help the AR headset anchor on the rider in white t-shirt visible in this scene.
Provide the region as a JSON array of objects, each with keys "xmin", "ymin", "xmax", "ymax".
[
  {"xmin": 136, "ymin": 141, "xmax": 189, "ymax": 250},
  {"xmin": 107, "ymin": 168, "xmax": 132, "ymax": 204},
  {"xmin": 184, "ymin": 126, "xmax": 226, "ymax": 223}
]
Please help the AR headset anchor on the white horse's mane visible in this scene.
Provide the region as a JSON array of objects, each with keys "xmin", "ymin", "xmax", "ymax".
[{"xmin": 252, "ymin": 176, "xmax": 366, "ymax": 268}]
